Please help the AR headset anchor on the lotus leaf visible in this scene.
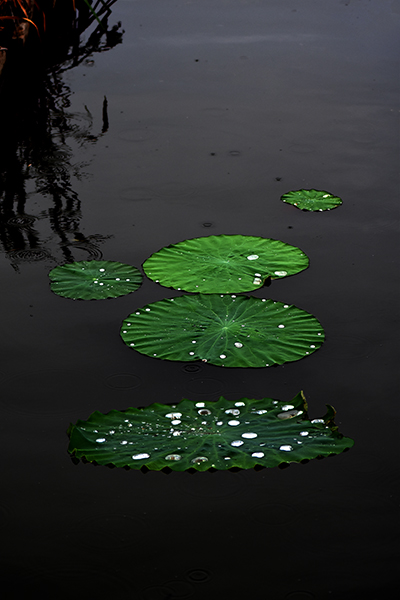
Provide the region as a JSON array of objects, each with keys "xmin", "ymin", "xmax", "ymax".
[
  {"xmin": 281, "ymin": 189, "xmax": 342, "ymax": 211},
  {"xmin": 143, "ymin": 235, "xmax": 309, "ymax": 293},
  {"xmin": 67, "ymin": 392, "xmax": 354, "ymax": 471},
  {"xmin": 120, "ymin": 294, "xmax": 324, "ymax": 367},
  {"xmin": 49, "ymin": 260, "xmax": 143, "ymax": 300}
]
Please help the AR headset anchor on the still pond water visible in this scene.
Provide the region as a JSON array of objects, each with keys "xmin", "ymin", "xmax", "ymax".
[{"xmin": 1, "ymin": 1, "xmax": 399, "ymax": 598}]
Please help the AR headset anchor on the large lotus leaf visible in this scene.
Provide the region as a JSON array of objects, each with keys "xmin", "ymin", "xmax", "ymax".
[
  {"xmin": 49, "ymin": 260, "xmax": 143, "ymax": 300},
  {"xmin": 142, "ymin": 235, "xmax": 309, "ymax": 293},
  {"xmin": 67, "ymin": 392, "xmax": 354, "ymax": 471},
  {"xmin": 281, "ymin": 189, "xmax": 342, "ymax": 211},
  {"xmin": 120, "ymin": 294, "xmax": 324, "ymax": 367}
]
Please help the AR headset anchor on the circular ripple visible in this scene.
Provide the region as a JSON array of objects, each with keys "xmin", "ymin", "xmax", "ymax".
[
  {"xmin": 185, "ymin": 569, "xmax": 213, "ymax": 583},
  {"xmin": 7, "ymin": 215, "xmax": 36, "ymax": 228},
  {"xmin": 184, "ymin": 378, "xmax": 224, "ymax": 395},
  {"xmin": 141, "ymin": 586, "xmax": 172, "ymax": 600},
  {"xmin": 67, "ymin": 244, "xmax": 104, "ymax": 260},
  {"xmin": 182, "ymin": 364, "xmax": 202, "ymax": 373},
  {"xmin": 105, "ymin": 374, "xmax": 142, "ymax": 389},
  {"xmin": 8, "ymin": 248, "xmax": 52, "ymax": 262}
]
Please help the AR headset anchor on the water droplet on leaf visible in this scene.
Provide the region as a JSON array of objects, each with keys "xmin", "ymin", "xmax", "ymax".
[
  {"xmin": 191, "ymin": 456, "xmax": 208, "ymax": 464},
  {"xmin": 277, "ymin": 410, "xmax": 303, "ymax": 420},
  {"xmin": 165, "ymin": 454, "xmax": 182, "ymax": 461},
  {"xmin": 279, "ymin": 445, "xmax": 293, "ymax": 452}
]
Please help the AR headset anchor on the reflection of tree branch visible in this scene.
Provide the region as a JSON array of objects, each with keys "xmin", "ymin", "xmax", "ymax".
[
  {"xmin": 102, "ymin": 96, "xmax": 109, "ymax": 133},
  {"xmin": 0, "ymin": 1, "xmax": 122, "ymax": 267},
  {"xmin": 52, "ymin": 14, "xmax": 123, "ymax": 74}
]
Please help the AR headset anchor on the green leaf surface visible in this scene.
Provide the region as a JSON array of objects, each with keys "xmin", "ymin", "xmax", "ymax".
[
  {"xmin": 49, "ymin": 260, "xmax": 143, "ymax": 300},
  {"xmin": 143, "ymin": 235, "xmax": 309, "ymax": 293},
  {"xmin": 67, "ymin": 392, "xmax": 354, "ymax": 471},
  {"xmin": 281, "ymin": 189, "xmax": 342, "ymax": 211},
  {"xmin": 120, "ymin": 294, "xmax": 325, "ymax": 367}
]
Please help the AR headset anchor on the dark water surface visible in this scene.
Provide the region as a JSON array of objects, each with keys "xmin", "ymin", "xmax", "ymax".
[{"xmin": 1, "ymin": 1, "xmax": 399, "ymax": 598}]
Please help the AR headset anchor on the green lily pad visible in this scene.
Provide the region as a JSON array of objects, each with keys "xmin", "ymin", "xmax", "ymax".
[
  {"xmin": 143, "ymin": 235, "xmax": 309, "ymax": 293},
  {"xmin": 281, "ymin": 189, "xmax": 343, "ymax": 211},
  {"xmin": 49, "ymin": 260, "xmax": 143, "ymax": 300},
  {"xmin": 120, "ymin": 294, "xmax": 324, "ymax": 367},
  {"xmin": 67, "ymin": 392, "xmax": 354, "ymax": 471}
]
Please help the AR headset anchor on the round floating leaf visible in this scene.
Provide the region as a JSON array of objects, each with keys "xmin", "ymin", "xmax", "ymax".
[
  {"xmin": 281, "ymin": 189, "xmax": 342, "ymax": 211},
  {"xmin": 67, "ymin": 392, "xmax": 354, "ymax": 471},
  {"xmin": 120, "ymin": 294, "xmax": 324, "ymax": 367},
  {"xmin": 143, "ymin": 234, "xmax": 309, "ymax": 293},
  {"xmin": 49, "ymin": 260, "xmax": 143, "ymax": 300}
]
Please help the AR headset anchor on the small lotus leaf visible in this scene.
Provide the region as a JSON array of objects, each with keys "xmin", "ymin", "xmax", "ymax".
[
  {"xmin": 143, "ymin": 234, "xmax": 309, "ymax": 293},
  {"xmin": 281, "ymin": 189, "xmax": 343, "ymax": 211},
  {"xmin": 67, "ymin": 392, "xmax": 354, "ymax": 471},
  {"xmin": 120, "ymin": 294, "xmax": 325, "ymax": 367},
  {"xmin": 49, "ymin": 260, "xmax": 143, "ymax": 300}
]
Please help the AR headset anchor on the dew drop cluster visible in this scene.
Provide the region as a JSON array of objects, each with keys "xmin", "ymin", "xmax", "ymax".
[{"xmin": 65, "ymin": 391, "xmax": 351, "ymax": 472}]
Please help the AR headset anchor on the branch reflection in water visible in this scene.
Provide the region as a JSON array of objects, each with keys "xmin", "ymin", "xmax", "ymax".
[{"xmin": 0, "ymin": 1, "xmax": 122, "ymax": 271}]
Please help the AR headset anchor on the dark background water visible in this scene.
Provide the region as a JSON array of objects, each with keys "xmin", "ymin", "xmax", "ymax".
[{"xmin": 1, "ymin": 1, "xmax": 399, "ymax": 598}]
